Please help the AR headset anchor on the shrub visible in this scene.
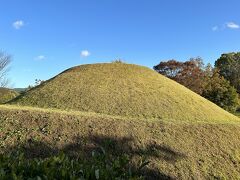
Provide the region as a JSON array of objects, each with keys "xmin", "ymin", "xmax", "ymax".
[
  {"xmin": 112, "ymin": 59, "xmax": 124, "ymax": 64},
  {"xmin": 0, "ymin": 149, "xmax": 148, "ymax": 179}
]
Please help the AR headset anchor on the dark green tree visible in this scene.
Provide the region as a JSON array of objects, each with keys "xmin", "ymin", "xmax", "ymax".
[
  {"xmin": 215, "ymin": 52, "xmax": 240, "ymax": 93},
  {"xmin": 202, "ymin": 70, "xmax": 239, "ymax": 112}
]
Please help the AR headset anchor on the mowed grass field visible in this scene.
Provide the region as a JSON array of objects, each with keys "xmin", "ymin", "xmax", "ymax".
[
  {"xmin": 0, "ymin": 105, "xmax": 240, "ymax": 179},
  {"xmin": 1, "ymin": 63, "xmax": 240, "ymax": 179}
]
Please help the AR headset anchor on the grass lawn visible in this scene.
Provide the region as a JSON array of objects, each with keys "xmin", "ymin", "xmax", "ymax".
[
  {"xmin": 0, "ymin": 88, "xmax": 19, "ymax": 104},
  {"xmin": 0, "ymin": 104, "xmax": 240, "ymax": 179},
  {"xmin": 1, "ymin": 63, "xmax": 240, "ymax": 179}
]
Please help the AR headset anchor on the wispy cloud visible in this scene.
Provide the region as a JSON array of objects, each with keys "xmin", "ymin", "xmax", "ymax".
[
  {"xmin": 212, "ymin": 26, "xmax": 219, "ymax": 31},
  {"xmin": 12, "ymin": 20, "xmax": 24, "ymax": 29},
  {"xmin": 35, "ymin": 55, "xmax": 46, "ymax": 61},
  {"xmin": 212, "ymin": 22, "xmax": 240, "ymax": 31},
  {"xmin": 226, "ymin": 22, "xmax": 239, "ymax": 29},
  {"xmin": 81, "ymin": 50, "xmax": 90, "ymax": 57}
]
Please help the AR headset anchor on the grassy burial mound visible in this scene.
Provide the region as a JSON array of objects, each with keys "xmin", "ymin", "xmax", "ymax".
[
  {"xmin": 10, "ymin": 62, "xmax": 239, "ymax": 121},
  {"xmin": 0, "ymin": 87, "xmax": 19, "ymax": 104}
]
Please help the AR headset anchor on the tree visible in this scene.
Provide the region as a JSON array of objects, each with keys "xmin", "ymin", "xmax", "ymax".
[
  {"xmin": 154, "ymin": 57, "xmax": 207, "ymax": 95},
  {"xmin": 153, "ymin": 59, "xmax": 183, "ymax": 78},
  {"xmin": 26, "ymin": 79, "xmax": 45, "ymax": 90},
  {"xmin": 202, "ymin": 70, "xmax": 239, "ymax": 112},
  {"xmin": 154, "ymin": 57, "xmax": 239, "ymax": 112},
  {"xmin": 34, "ymin": 79, "xmax": 44, "ymax": 86},
  {"xmin": 0, "ymin": 51, "xmax": 11, "ymax": 87},
  {"xmin": 215, "ymin": 52, "xmax": 240, "ymax": 93}
]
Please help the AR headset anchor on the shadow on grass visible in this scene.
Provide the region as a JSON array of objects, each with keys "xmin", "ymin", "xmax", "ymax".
[{"xmin": 2, "ymin": 134, "xmax": 186, "ymax": 179}]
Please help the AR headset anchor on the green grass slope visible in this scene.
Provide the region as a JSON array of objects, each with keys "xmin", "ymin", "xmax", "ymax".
[
  {"xmin": 0, "ymin": 88, "xmax": 19, "ymax": 104},
  {"xmin": 10, "ymin": 62, "xmax": 239, "ymax": 121},
  {"xmin": 0, "ymin": 105, "xmax": 240, "ymax": 179}
]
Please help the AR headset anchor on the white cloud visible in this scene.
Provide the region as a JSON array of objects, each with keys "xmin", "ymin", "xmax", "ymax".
[
  {"xmin": 226, "ymin": 22, "xmax": 239, "ymax": 29},
  {"xmin": 212, "ymin": 26, "xmax": 219, "ymax": 31},
  {"xmin": 35, "ymin": 55, "xmax": 45, "ymax": 61},
  {"xmin": 81, "ymin": 50, "xmax": 90, "ymax": 57},
  {"xmin": 13, "ymin": 20, "xmax": 24, "ymax": 29},
  {"xmin": 212, "ymin": 22, "xmax": 240, "ymax": 32}
]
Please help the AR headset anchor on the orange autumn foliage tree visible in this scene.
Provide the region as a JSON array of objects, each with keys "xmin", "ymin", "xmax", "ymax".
[{"xmin": 154, "ymin": 57, "xmax": 207, "ymax": 95}]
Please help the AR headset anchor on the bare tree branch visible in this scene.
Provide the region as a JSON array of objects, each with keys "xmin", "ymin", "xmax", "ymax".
[{"xmin": 0, "ymin": 51, "xmax": 11, "ymax": 87}]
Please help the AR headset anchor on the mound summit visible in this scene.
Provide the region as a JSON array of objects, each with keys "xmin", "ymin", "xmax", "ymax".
[{"xmin": 11, "ymin": 62, "xmax": 239, "ymax": 121}]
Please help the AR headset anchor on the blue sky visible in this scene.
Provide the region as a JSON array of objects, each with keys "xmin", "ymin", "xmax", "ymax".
[{"xmin": 0, "ymin": 0, "xmax": 240, "ymax": 87}]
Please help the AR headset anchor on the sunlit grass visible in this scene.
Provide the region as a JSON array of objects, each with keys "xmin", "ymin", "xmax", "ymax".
[
  {"xmin": 0, "ymin": 104, "xmax": 239, "ymax": 124},
  {"xmin": 0, "ymin": 88, "xmax": 19, "ymax": 104},
  {"xmin": 1, "ymin": 62, "xmax": 240, "ymax": 178},
  {"xmin": 1, "ymin": 105, "xmax": 240, "ymax": 179},
  {"xmin": 9, "ymin": 62, "xmax": 239, "ymax": 122}
]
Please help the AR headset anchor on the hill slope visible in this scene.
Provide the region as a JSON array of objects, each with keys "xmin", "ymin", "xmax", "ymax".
[
  {"xmin": 0, "ymin": 88, "xmax": 19, "ymax": 104},
  {"xmin": 0, "ymin": 105, "xmax": 240, "ymax": 179},
  {"xmin": 10, "ymin": 62, "xmax": 238, "ymax": 121}
]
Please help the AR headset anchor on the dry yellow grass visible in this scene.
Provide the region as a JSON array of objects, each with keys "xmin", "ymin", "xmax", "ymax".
[
  {"xmin": 0, "ymin": 88, "xmax": 19, "ymax": 104},
  {"xmin": 0, "ymin": 105, "xmax": 240, "ymax": 179},
  {"xmin": 10, "ymin": 62, "xmax": 239, "ymax": 122}
]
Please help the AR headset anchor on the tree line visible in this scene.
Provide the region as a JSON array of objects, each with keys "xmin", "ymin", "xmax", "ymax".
[{"xmin": 154, "ymin": 53, "xmax": 240, "ymax": 112}]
